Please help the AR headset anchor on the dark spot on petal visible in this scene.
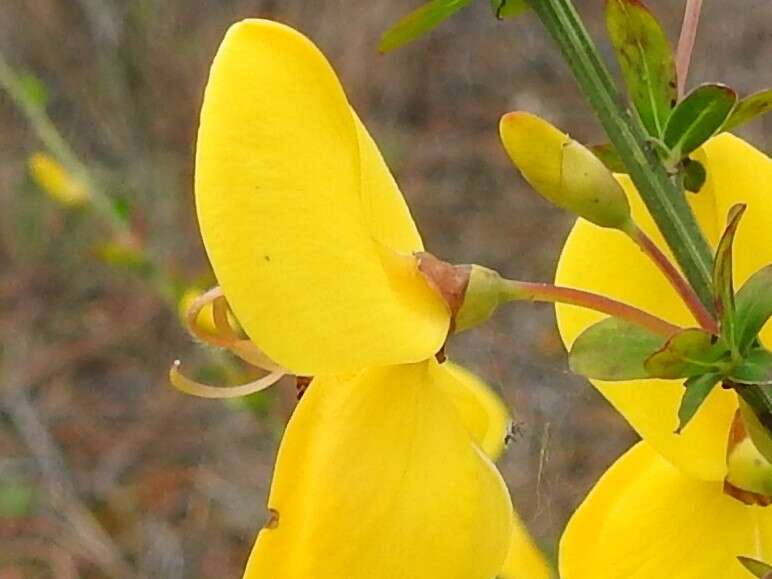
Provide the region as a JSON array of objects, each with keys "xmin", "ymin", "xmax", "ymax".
[{"xmin": 265, "ymin": 508, "xmax": 280, "ymax": 529}]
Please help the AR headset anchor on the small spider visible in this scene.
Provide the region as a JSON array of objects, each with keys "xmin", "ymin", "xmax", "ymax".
[{"xmin": 504, "ymin": 420, "xmax": 525, "ymax": 446}]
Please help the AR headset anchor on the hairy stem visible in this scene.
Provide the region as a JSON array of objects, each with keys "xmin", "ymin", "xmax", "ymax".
[{"xmin": 527, "ymin": 0, "xmax": 715, "ymax": 311}]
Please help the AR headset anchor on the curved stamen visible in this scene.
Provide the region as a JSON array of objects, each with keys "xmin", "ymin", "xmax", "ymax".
[
  {"xmin": 169, "ymin": 360, "xmax": 286, "ymax": 399},
  {"xmin": 184, "ymin": 286, "xmax": 284, "ymax": 372}
]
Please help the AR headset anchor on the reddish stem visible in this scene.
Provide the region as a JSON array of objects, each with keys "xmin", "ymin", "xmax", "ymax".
[
  {"xmin": 509, "ymin": 281, "xmax": 680, "ymax": 337},
  {"xmin": 630, "ymin": 225, "xmax": 718, "ymax": 334},
  {"xmin": 676, "ymin": 0, "xmax": 703, "ymax": 98}
]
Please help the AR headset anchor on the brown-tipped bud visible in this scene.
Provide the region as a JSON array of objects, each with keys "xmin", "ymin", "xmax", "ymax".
[{"xmin": 499, "ymin": 112, "xmax": 631, "ymax": 230}]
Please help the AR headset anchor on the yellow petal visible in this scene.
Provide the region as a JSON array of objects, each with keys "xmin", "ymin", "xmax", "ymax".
[
  {"xmin": 694, "ymin": 133, "xmax": 772, "ymax": 347},
  {"xmin": 243, "ymin": 360, "xmax": 513, "ymax": 579},
  {"xmin": 553, "ymin": 138, "xmax": 764, "ymax": 481},
  {"xmin": 560, "ymin": 442, "xmax": 772, "ymax": 579},
  {"xmin": 440, "ymin": 361, "xmax": 512, "ymax": 460},
  {"xmin": 499, "ymin": 510, "xmax": 553, "ymax": 579},
  {"xmin": 195, "ymin": 19, "xmax": 448, "ymax": 376}
]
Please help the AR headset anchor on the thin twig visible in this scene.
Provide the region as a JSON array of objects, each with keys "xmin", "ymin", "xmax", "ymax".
[
  {"xmin": 676, "ymin": 0, "xmax": 704, "ymax": 98},
  {"xmin": 1, "ymin": 338, "xmax": 135, "ymax": 579}
]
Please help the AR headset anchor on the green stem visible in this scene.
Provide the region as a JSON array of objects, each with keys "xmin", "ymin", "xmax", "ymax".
[
  {"xmin": 0, "ymin": 52, "xmax": 127, "ymax": 234},
  {"xmin": 526, "ymin": 0, "xmax": 715, "ymax": 311}
]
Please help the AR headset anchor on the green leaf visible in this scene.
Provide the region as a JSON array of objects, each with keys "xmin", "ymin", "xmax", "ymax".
[
  {"xmin": 569, "ymin": 317, "xmax": 667, "ymax": 380},
  {"xmin": 491, "ymin": 0, "xmax": 528, "ymax": 19},
  {"xmin": 644, "ymin": 328, "xmax": 729, "ymax": 379},
  {"xmin": 676, "ymin": 372, "xmax": 721, "ymax": 433},
  {"xmin": 663, "ymin": 83, "xmax": 737, "ymax": 160},
  {"xmin": 17, "ymin": 71, "xmax": 49, "ymax": 109},
  {"xmin": 590, "ymin": 143, "xmax": 627, "ymax": 173},
  {"xmin": 724, "ymin": 89, "xmax": 772, "ymax": 132},
  {"xmin": 605, "ymin": 0, "xmax": 677, "ymax": 137},
  {"xmin": 0, "ymin": 481, "xmax": 36, "ymax": 518},
  {"xmin": 738, "ymin": 396, "xmax": 772, "ymax": 466},
  {"xmin": 379, "ymin": 0, "xmax": 472, "ymax": 53},
  {"xmin": 730, "ymin": 347, "xmax": 772, "ymax": 386},
  {"xmin": 681, "ymin": 157, "xmax": 706, "ymax": 193},
  {"xmin": 735, "ymin": 265, "xmax": 772, "ymax": 354},
  {"xmin": 738, "ymin": 556, "xmax": 772, "ymax": 578},
  {"xmin": 713, "ymin": 204, "xmax": 746, "ymax": 345}
]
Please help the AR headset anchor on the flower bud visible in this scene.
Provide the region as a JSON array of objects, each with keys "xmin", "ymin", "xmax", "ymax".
[
  {"xmin": 28, "ymin": 152, "xmax": 90, "ymax": 206},
  {"xmin": 499, "ymin": 112, "xmax": 631, "ymax": 229},
  {"xmin": 724, "ymin": 409, "xmax": 772, "ymax": 505}
]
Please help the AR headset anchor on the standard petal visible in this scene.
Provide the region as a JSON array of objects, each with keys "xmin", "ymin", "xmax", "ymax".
[
  {"xmin": 560, "ymin": 442, "xmax": 772, "ymax": 579},
  {"xmin": 243, "ymin": 361, "xmax": 513, "ymax": 579},
  {"xmin": 440, "ymin": 361, "xmax": 512, "ymax": 460},
  {"xmin": 695, "ymin": 134, "xmax": 772, "ymax": 347},
  {"xmin": 353, "ymin": 109, "xmax": 425, "ymax": 254},
  {"xmin": 195, "ymin": 19, "xmax": 448, "ymax": 376},
  {"xmin": 555, "ymin": 151, "xmax": 737, "ymax": 481},
  {"xmin": 499, "ymin": 510, "xmax": 553, "ymax": 579}
]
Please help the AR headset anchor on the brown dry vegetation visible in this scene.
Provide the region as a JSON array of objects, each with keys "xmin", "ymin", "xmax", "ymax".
[{"xmin": 0, "ymin": 0, "xmax": 770, "ymax": 577}]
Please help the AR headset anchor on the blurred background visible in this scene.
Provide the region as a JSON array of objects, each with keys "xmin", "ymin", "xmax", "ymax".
[{"xmin": 0, "ymin": 0, "xmax": 769, "ymax": 576}]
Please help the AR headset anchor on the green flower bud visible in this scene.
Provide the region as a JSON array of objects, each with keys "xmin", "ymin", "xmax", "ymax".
[{"xmin": 499, "ymin": 111, "xmax": 632, "ymax": 230}]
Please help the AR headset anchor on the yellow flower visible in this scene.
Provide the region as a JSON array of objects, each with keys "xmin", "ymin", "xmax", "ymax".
[
  {"xmin": 193, "ymin": 19, "xmax": 522, "ymax": 579},
  {"xmin": 243, "ymin": 360, "xmax": 513, "ymax": 579},
  {"xmin": 195, "ymin": 19, "xmax": 449, "ymax": 378},
  {"xmin": 555, "ymin": 135, "xmax": 772, "ymax": 577},
  {"xmin": 28, "ymin": 152, "xmax": 90, "ymax": 206},
  {"xmin": 555, "ymin": 134, "xmax": 772, "ymax": 483},
  {"xmin": 561, "ymin": 442, "xmax": 772, "ymax": 579}
]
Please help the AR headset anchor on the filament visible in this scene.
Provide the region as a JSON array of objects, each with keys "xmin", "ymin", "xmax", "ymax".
[{"xmin": 169, "ymin": 360, "xmax": 285, "ymax": 399}]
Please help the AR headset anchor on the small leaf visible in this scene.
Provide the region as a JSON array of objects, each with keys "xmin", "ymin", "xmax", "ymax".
[
  {"xmin": 379, "ymin": 0, "xmax": 472, "ymax": 53},
  {"xmin": 0, "ymin": 481, "xmax": 37, "ymax": 518},
  {"xmin": 676, "ymin": 372, "xmax": 721, "ymax": 433},
  {"xmin": 663, "ymin": 83, "xmax": 737, "ymax": 159},
  {"xmin": 738, "ymin": 555, "xmax": 772, "ymax": 578},
  {"xmin": 644, "ymin": 328, "xmax": 729, "ymax": 379},
  {"xmin": 681, "ymin": 157, "xmax": 706, "ymax": 193},
  {"xmin": 490, "ymin": 0, "xmax": 528, "ymax": 19},
  {"xmin": 713, "ymin": 204, "xmax": 746, "ymax": 345},
  {"xmin": 569, "ymin": 317, "xmax": 667, "ymax": 380},
  {"xmin": 605, "ymin": 0, "xmax": 677, "ymax": 137},
  {"xmin": 730, "ymin": 348, "xmax": 772, "ymax": 386},
  {"xmin": 590, "ymin": 143, "xmax": 627, "ymax": 173},
  {"xmin": 724, "ymin": 89, "xmax": 772, "ymax": 132},
  {"xmin": 738, "ymin": 397, "xmax": 772, "ymax": 466},
  {"xmin": 17, "ymin": 71, "xmax": 49, "ymax": 109},
  {"xmin": 735, "ymin": 265, "xmax": 772, "ymax": 354}
]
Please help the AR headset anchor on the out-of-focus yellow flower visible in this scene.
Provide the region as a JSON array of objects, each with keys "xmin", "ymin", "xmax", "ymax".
[
  {"xmin": 555, "ymin": 134, "xmax": 772, "ymax": 483},
  {"xmin": 560, "ymin": 442, "xmax": 772, "ymax": 579},
  {"xmin": 28, "ymin": 152, "xmax": 90, "ymax": 206},
  {"xmin": 195, "ymin": 19, "xmax": 450, "ymax": 378}
]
